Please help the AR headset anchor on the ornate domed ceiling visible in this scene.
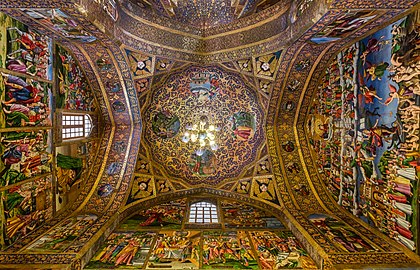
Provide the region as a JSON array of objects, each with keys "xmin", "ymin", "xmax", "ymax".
[
  {"xmin": 128, "ymin": 0, "xmax": 280, "ymax": 28},
  {"xmin": 143, "ymin": 65, "xmax": 265, "ymax": 185},
  {"xmin": 1, "ymin": 0, "xmax": 420, "ymax": 269}
]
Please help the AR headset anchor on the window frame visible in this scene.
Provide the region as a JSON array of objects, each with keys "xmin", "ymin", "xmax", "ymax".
[
  {"xmin": 61, "ymin": 113, "xmax": 93, "ymax": 140},
  {"xmin": 188, "ymin": 201, "xmax": 218, "ymax": 224}
]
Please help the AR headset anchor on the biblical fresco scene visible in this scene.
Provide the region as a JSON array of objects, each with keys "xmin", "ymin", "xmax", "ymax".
[
  {"xmin": 250, "ymin": 231, "xmax": 317, "ymax": 269},
  {"xmin": 26, "ymin": 214, "xmax": 97, "ymax": 252},
  {"xmin": 0, "ymin": 11, "xmax": 99, "ymax": 251},
  {"xmin": 0, "ymin": 13, "xmax": 53, "ymax": 130},
  {"xmin": 21, "ymin": 9, "xmax": 96, "ymax": 43},
  {"xmin": 87, "ymin": 199, "xmax": 315, "ymax": 269},
  {"xmin": 0, "ymin": 73, "xmax": 52, "ymax": 128},
  {"xmin": 308, "ymin": 12, "xmax": 420, "ymax": 251},
  {"xmin": 201, "ymin": 231, "xmax": 258, "ymax": 269},
  {"xmin": 121, "ymin": 199, "xmax": 186, "ymax": 230},
  {"xmin": 147, "ymin": 230, "xmax": 200, "ymax": 269},
  {"xmin": 308, "ymin": 214, "xmax": 378, "ymax": 252},
  {"xmin": 0, "ymin": 175, "xmax": 52, "ymax": 249},
  {"xmin": 55, "ymin": 44, "xmax": 96, "ymax": 111},
  {"xmin": 0, "ymin": 130, "xmax": 52, "ymax": 185},
  {"xmin": 1, "ymin": 0, "xmax": 420, "ymax": 268},
  {"xmin": 310, "ymin": 11, "xmax": 377, "ymax": 44},
  {"xmin": 0, "ymin": 12, "xmax": 52, "ymax": 80},
  {"xmin": 220, "ymin": 200, "xmax": 284, "ymax": 228},
  {"xmin": 87, "ymin": 231, "xmax": 156, "ymax": 268}
]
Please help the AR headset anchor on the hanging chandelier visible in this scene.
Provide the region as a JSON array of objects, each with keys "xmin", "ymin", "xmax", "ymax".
[{"xmin": 182, "ymin": 115, "xmax": 220, "ymax": 156}]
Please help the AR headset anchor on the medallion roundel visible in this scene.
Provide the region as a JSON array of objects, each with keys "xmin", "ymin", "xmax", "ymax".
[{"xmin": 143, "ymin": 66, "xmax": 265, "ymax": 185}]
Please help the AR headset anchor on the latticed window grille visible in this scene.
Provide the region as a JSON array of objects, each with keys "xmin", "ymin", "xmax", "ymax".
[
  {"xmin": 188, "ymin": 201, "xmax": 218, "ymax": 223},
  {"xmin": 62, "ymin": 114, "xmax": 92, "ymax": 140}
]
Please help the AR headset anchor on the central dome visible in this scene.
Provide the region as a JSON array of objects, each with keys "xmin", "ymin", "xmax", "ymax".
[
  {"xmin": 130, "ymin": 0, "xmax": 280, "ymax": 28},
  {"xmin": 143, "ymin": 65, "xmax": 265, "ymax": 185}
]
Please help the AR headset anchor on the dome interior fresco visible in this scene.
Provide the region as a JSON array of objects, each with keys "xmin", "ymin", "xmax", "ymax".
[
  {"xmin": 141, "ymin": 65, "xmax": 265, "ymax": 185},
  {"xmin": 127, "ymin": 0, "xmax": 281, "ymax": 29},
  {"xmin": 0, "ymin": 0, "xmax": 420, "ymax": 269}
]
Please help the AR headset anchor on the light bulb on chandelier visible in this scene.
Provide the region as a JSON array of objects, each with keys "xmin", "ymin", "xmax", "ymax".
[{"xmin": 182, "ymin": 115, "xmax": 220, "ymax": 155}]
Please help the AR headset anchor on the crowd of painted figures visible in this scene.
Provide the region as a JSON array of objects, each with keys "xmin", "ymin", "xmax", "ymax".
[
  {"xmin": 4, "ymin": 23, "xmax": 51, "ymax": 80},
  {"xmin": 26, "ymin": 214, "xmax": 98, "ymax": 252},
  {"xmin": 56, "ymin": 44, "xmax": 96, "ymax": 111},
  {"xmin": 1, "ymin": 175, "xmax": 53, "ymax": 244},
  {"xmin": 310, "ymin": 12, "xmax": 419, "ymax": 251},
  {"xmin": 87, "ymin": 200, "xmax": 317, "ymax": 269},
  {"xmin": 0, "ymin": 12, "xmax": 97, "ymax": 249},
  {"xmin": 0, "ymin": 13, "xmax": 54, "ymax": 248},
  {"xmin": 308, "ymin": 214, "xmax": 377, "ymax": 252},
  {"xmin": 88, "ymin": 229, "xmax": 317, "ymax": 269},
  {"xmin": 1, "ymin": 74, "xmax": 51, "ymax": 128}
]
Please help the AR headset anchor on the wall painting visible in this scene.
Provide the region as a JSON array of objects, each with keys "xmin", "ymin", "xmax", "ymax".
[{"xmin": 308, "ymin": 12, "xmax": 419, "ymax": 251}]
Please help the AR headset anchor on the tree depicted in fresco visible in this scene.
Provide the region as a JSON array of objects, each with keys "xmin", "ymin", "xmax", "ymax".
[
  {"xmin": 151, "ymin": 111, "xmax": 180, "ymax": 139},
  {"xmin": 56, "ymin": 153, "xmax": 83, "ymax": 195}
]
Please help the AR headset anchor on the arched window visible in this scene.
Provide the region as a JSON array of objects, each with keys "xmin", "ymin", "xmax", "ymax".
[
  {"xmin": 62, "ymin": 114, "xmax": 93, "ymax": 140},
  {"xmin": 188, "ymin": 201, "xmax": 218, "ymax": 223}
]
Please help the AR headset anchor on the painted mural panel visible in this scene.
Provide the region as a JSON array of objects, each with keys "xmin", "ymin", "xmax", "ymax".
[
  {"xmin": 0, "ymin": 175, "xmax": 52, "ymax": 249},
  {"xmin": 56, "ymin": 44, "xmax": 96, "ymax": 111},
  {"xmin": 310, "ymin": 11, "xmax": 377, "ymax": 44},
  {"xmin": 88, "ymin": 228, "xmax": 318, "ymax": 269},
  {"xmin": 147, "ymin": 230, "xmax": 200, "ymax": 269},
  {"xmin": 55, "ymin": 140, "xmax": 99, "ymax": 211},
  {"xmin": 26, "ymin": 214, "xmax": 97, "ymax": 252},
  {"xmin": 120, "ymin": 199, "xmax": 186, "ymax": 230},
  {"xmin": 309, "ymin": 12, "xmax": 419, "ymax": 251},
  {"xmin": 87, "ymin": 231, "xmax": 156, "ymax": 268},
  {"xmin": 88, "ymin": 198, "xmax": 317, "ymax": 268},
  {"xmin": 56, "ymin": 153, "xmax": 83, "ymax": 196},
  {"xmin": 250, "ymin": 231, "xmax": 317, "ymax": 269},
  {"xmin": 0, "ymin": 130, "xmax": 52, "ymax": 185},
  {"xmin": 21, "ymin": 9, "xmax": 96, "ymax": 43},
  {"xmin": 202, "ymin": 231, "xmax": 258, "ymax": 269},
  {"xmin": 220, "ymin": 200, "xmax": 284, "ymax": 229},
  {"xmin": 0, "ymin": 12, "xmax": 52, "ymax": 80},
  {"xmin": 308, "ymin": 214, "xmax": 378, "ymax": 252},
  {"xmin": 0, "ymin": 73, "xmax": 52, "ymax": 128}
]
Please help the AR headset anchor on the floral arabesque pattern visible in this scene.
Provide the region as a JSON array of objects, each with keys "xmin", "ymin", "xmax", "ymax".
[{"xmin": 143, "ymin": 66, "xmax": 264, "ymax": 185}]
